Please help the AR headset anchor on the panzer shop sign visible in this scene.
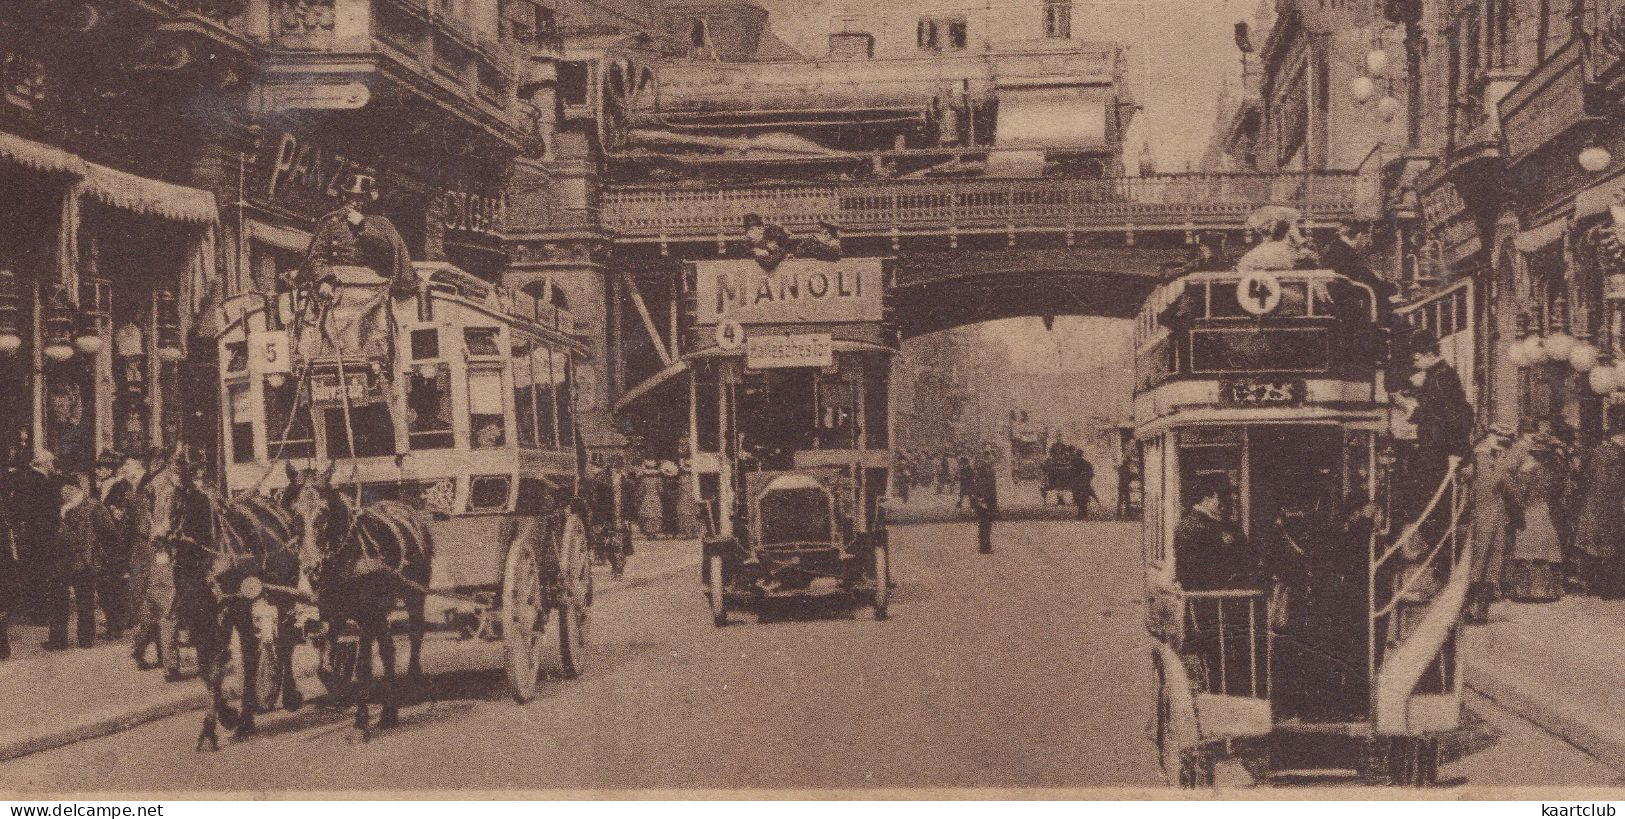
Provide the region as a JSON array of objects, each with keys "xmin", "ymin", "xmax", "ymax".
[
  {"xmin": 696, "ymin": 259, "xmax": 884, "ymax": 325},
  {"xmin": 747, "ymin": 334, "xmax": 833, "ymax": 370}
]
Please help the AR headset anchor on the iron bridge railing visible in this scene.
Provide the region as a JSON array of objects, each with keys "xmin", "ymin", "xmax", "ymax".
[{"xmin": 603, "ymin": 171, "xmax": 1370, "ymax": 241}]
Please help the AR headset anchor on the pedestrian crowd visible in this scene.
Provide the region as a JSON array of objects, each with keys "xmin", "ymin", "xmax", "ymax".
[{"xmin": 0, "ymin": 445, "xmax": 186, "ymax": 679}]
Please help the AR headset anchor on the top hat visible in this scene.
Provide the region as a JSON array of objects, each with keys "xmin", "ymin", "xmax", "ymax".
[
  {"xmin": 338, "ymin": 174, "xmax": 379, "ymax": 201},
  {"xmin": 742, "ymin": 213, "xmax": 765, "ymax": 229}
]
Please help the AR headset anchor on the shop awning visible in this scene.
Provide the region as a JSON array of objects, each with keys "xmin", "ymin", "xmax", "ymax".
[
  {"xmin": 83, "ymin": 162, "xmax": 217, "ymax": 225},
  {"xmin": 0, "ymin": 131, "xmax": 217, "ymax": 224}
]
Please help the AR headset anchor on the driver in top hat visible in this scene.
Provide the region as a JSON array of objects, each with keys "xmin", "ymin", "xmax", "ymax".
[{"xmin": 297, "ymin": 173, "xmax": 417, "ymax": 300}]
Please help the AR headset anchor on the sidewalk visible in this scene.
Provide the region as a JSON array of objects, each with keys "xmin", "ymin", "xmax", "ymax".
[
  {"xmin": 1463, "ymin": 593, "xmax": 1625, "ymax": 771},
  {"xmin": 0, "ymin": 537, "xmax": 698, "ymax": 763}
]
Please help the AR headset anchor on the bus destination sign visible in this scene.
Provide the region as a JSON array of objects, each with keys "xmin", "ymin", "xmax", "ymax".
[{"xmin": 1219, "ymin": 377, "xmax": 1306, "ymax": 406}]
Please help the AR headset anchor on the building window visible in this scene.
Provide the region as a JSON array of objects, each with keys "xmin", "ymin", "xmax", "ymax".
[
  {"xmin": 1044, "ymin": 0, "xmax": 1072, "ymax": 39},
  {"xmin": 689, "ymin": 18, "xmax": 709, "ymax": 49},
  {"xmin": 917, "ymin": 16, "xmax": 968, "ymax": 51}
]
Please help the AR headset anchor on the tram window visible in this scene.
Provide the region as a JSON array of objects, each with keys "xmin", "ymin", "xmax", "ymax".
[
  {"xmin": 865, "ymin": 366, "xmax": 889, "ymax": 449},
  {"xmin": 228, "ymin": 383, "xmax": 254, "ymax": 464},
  {"xmin": 468, "ymin": 475, "xmax": 512, "ymax": 512},
  {"xmin": 407, "ymin": 366, "xmax": 454, "ymax": 450},
  {"xmin": 323, "ymin": 403, "xmax": 396, "ymax": 459},
  {"xmin": 816, "ymin": 380, "xmax": 856, "ymax": 450},
  {"xmin": 513, "ymin": 342, "xmax": 539, "ymax": 448},
  {"xmin": 1208, "ymin": 282, "xmax": 1245, "ymax": 317},
  {"xmin": 264, "ymin": 379, "xmax": 315, "ymax": 459},
  {"xmin": 556, "ymin": 351, "xmax": 575, "ymax": 448},
  {"xmin": 411, "ymin": 329, "xmax": 439, "ymax": 360},
  {"xmin": 695, "ymin": 369, "xmax": 720, "ymax": 453},
  {"xmin": 464, "ymin": 327, "xmax": 501, "ymax": 358},
  {"xmin": 534, "ymin": 346, "xmax": 557, "ymax": 447},
  {"xmin": 738, "ymin": 370, "xmax": 816, "ymax": 469},
  {"xmin": 224, "ymin": 342, "xmax": 248, "ymax": 373},
  {"xmin": 467, "ymin": 368, "xmax": 506, "ymax": 449}
]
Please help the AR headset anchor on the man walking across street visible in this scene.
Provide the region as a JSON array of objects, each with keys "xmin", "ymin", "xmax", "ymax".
[
  {"xmin": 970, "ymin": 452, "xmax": 998, "ymax": 554},
  {"xmin": 1070, "ymin": 451, "xmax": 1097, "ymax": 520}
]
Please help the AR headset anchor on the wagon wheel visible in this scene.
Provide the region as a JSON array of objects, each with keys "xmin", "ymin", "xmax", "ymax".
[
  {"xmin": 555, "ymin": 511, "xmax": 591, "ymax": 679},
  {"xmin": 707, "ymin": 554, "xmax": 727, "ymax": 627},
  {"xmin": 871, "ymin": 538, "xmax": 891, "ymax": 620},
  {"xmin": 501, "ymin": 519, "xmax": 548, "ymax": 703}
]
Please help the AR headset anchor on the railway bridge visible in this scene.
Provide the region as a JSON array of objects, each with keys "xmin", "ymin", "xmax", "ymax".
[{"xmin": 599, "ymin": 170, "xmax": 1373, "ymax": 424}]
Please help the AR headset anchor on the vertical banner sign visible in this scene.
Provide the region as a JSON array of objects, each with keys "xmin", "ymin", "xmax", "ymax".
[{"xmin": 695, "ymin": 258, "xmax": 885, "ymax": 325}]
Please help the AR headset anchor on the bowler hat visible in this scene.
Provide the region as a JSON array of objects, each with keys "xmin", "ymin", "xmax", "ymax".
[
  {"xmin": 743, "ymin": 213, "xmax": 765, "ymax": 229},
  {"xmin": 338, "ymin": 173, "xmax": 379, "ymax": 201}
]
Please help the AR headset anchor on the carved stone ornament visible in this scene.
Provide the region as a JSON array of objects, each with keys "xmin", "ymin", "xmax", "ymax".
[{"xmin": 274, "ymin": 0, "xmax": 335, "ymax": 36}]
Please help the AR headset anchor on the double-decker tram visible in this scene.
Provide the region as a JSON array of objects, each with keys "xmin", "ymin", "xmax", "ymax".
[{"xmin": 1135, "ymin": 268, "xmax": 1471, "ymax": 786}]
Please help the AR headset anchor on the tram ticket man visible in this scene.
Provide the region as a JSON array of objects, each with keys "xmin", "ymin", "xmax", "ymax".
[
  {"xmin": 296, "ymin": 174, "xmax": 417, "ymax": 301},
  {"xmin": 1173, "ymin": 475, "xmax": 1261, "ymax": 592}
]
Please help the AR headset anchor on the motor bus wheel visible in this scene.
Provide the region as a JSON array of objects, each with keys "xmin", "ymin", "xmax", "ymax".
[
  {"xmin": 871, "ymin": 540, "xmax": 891, "ymax": 620},
  {"xmin": 708, "ymin": 554, "xmax": 727, "ymax": 627},
  {"xmin": 501, "ymin": 520, "xmax": 547, "ymax": 703}
]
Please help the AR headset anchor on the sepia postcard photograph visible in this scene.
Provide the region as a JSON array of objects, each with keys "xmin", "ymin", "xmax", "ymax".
[{"xmin": 0, "ymin": 0, "xmax": 1621, "ymax": 801}]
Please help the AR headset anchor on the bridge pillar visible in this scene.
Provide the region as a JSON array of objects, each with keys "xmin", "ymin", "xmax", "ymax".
[{"xmin": 502, "ymin": 154, "xmax": 625, "ymax": 457}]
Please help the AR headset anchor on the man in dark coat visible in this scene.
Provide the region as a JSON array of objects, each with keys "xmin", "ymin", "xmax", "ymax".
[
  {"xmin": 13, "ymin": 451, "xmax": 60, "ymax": 622},
  {"xmin": 1070, "ymin": 452, "xmax": 1097, "ymax": 520},
  {"xmin": 795, "ymin": 221, "xmax": 844, "ymax": 262},
  {"xmin": 741, "ymin": 213, "xmax": 790, "ymax": 272},
  {"xmin": 956, "ymin": 454, "xmax": 973, "ymax": 509},
  {"xmin": 969, "ymin": 453, "xmax": 999, "ymax": 554},
  {"xmin": 1409, "ymin": 334, "xmax": 1473, "ymax": 505},
  {"xmin": 1173, "ymin": 475, "xmax": 1258, "ymax": 591},
  {"xmin": 1572, "ymin": 413, "xmax": 1625, "ymax": 596},
  {"xmin": 46, "ymin": 475, "xmax": 119, "ymax": 650},
  {"xmin": 298, "ymin": 174, "xmax": 417, "ymax": 299},
  {"xmin": 1320, "ymin": 220, "xmax": 1399, "ymax": 317},
  {"xmin": 91, "ymin": 450, "xmax": 133, "ymax": 639}
]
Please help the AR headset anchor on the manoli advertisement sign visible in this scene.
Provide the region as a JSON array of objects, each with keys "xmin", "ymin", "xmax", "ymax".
[{"xmin": 693, "ymin": 258, "xmax": 885, "ymax": 326}]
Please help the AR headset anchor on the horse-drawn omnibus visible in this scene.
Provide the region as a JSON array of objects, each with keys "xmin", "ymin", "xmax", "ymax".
[
  {"xmin": 1008, "ymin": 412, "xmax": 1046, "ymax": 485},
  {"xmin": 678, "ymin": 257, "xmax": 897, "ymax": 624},
  {"xmin": 214, "ymin": 261, "xmax": 602, "ymax": 708},
  {"xmin": 1135, "ymin": 268, "xmax": 1471, "ymax": 786}
]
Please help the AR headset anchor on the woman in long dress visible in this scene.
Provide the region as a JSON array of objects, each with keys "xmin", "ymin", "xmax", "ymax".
[{"xmin": 1500, "ymin": 434, "xmax": 1566, "ymax": 603}]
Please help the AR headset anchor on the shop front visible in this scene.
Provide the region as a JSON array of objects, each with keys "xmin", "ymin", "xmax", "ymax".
[{"xmin": 0, "ymin": 127, "xmax": 217, "ymax": 474}]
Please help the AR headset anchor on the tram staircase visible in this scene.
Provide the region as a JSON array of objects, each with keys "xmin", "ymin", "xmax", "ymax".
[{"xmin": 1370, "ymin": 461, "xmax": 1471, "ymax": 734}]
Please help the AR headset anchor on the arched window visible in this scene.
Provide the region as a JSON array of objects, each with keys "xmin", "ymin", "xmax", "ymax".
[{"xmin": 690, "ymin": 18, "xmax": 709, "ymax": 49}]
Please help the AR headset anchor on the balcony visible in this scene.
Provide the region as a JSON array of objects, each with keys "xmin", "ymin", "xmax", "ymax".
[{"xmin": 602, "ymin": 171, "xmax": 1367, "ymax": 242}]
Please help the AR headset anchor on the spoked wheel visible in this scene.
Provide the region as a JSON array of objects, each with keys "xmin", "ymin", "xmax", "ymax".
[
  {"xmin": 707, "ymin": 554, "xmax": 727, "ymax": 627},
  {"xmin": 501, "ymin": 520, "xmax": 547, "ymax": 703},
  {"xmin": 871, "ymin": 540, "xmax": 891, "ymax": 620},
  {"xmin": 555, "ymin": 512, "xmax": 591, "ymax": 679}
]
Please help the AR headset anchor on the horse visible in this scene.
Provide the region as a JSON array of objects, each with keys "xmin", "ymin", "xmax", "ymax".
[
  {"xmin": 283, "ymin": 461, "xmax": 433, "ymax": 740},
  {"xmin": 148, "ymin": 457, "xmax": 306, "ymax": 751}
]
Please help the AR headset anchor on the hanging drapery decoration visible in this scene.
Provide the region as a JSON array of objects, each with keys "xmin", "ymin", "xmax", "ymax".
[
  {"xmin": 0, "ymin": 269, "xmax": 20, "ymax": 355},
  {"xmin": 156, "ymin": 289, "xmax": 184, "ymax": 361},
  {"xmin": 42, "ymin": 287, "xmax": 75, "ymax": 363}
]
